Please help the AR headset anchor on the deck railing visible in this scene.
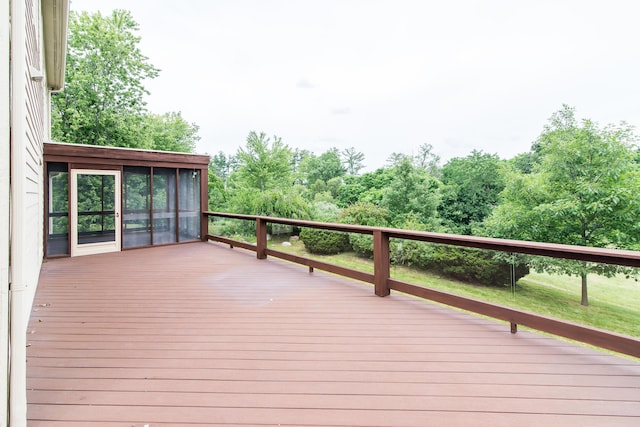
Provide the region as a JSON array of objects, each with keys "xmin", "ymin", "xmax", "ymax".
[{"xmin": 204, "ymin": 211, "xmax": 640, "ymax": 358}]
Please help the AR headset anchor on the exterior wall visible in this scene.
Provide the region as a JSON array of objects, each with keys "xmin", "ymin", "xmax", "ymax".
[
  {"xmin": 18, "ymin": 0, "xmax": 47, "ymax": 315},
  {"xmin": 8, "ymin": 0, "xmax": 51, "ymax": 425},
  {"xmin": 1, "ymin": 0, "xmax": 11, "ymax": 422}
]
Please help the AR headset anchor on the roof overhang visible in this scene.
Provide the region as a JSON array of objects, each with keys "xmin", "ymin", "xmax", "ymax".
[
  {"xmin": 41, "ymin": 0, "xmax": 69, "ymax": 91},
  {"xmin": 44, "ymin": 142, "xmax": 211, "ymax": 168}
]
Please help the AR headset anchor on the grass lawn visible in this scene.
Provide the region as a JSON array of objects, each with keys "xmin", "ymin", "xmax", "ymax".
[{"xmin": 268, "ymin": 237, "xmax": 640, "ymax": 338}]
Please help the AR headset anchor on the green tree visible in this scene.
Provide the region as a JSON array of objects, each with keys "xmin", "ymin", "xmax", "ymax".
[
  {"xmin": 336, "ymin": 168, "xmax": 394, "ymax": 207},
  {"xmin": 209, "ymin": 151, "xmax": 237, "ymax": 186},
  {"xmin": 341, "ymin": 147, "xmax": 365, "ymax": 175},
  {"xmin": 301, "ymin": 148, "xmax": 346, "ymax": 185},
  {"xmin": 439, "ymin": 150, "xmax": 505, "ymax": 234},
  {"xmin": 226, "ymin": 132, "xmax": 310, "ymax": 222},
  {"xmin": 52, "ymin": 10, "xmax": 199, "ymax": 151},
  {"xmin": 233, "ymin": 131, "xmax": 292, "ymax": 191},
  {"xmin": 382, "ymin": 157, "xmax": 441, "ymax": 227},
  {"xmin": 291, "ymin": 148, "xmax": 312, "ymax": 185},
  {"xmin": 208, "ymin": 166, "xmax": 227, "ymax": 210},
  {"xmin": 485, "ymin": 106, "xmax": 640, "ymax": 305},
  {"xmin": 141, "ymin": 112, "xmax": 200, "ymax": 152},
  {"xmin": 52, "ymin": 10, "xmax": 159, "ymax": 147},
  {"xmin": 415, "ymin": 143, "xmax": 441, "ymax": 177}
]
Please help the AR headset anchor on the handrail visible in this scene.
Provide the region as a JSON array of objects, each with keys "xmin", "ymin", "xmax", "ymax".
[{"xmin": 204, "ymin": 211, "xmax": 640, "ymax": 358}]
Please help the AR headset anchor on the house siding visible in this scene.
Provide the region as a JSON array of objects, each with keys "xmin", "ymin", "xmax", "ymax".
[
  {"xmin": 1, "ymin": 0, "xmax": 11, "ymax": 422},
  {"xmin": 8, "ymin": 0, "xmax": 50, "ymax": 425},
  {"xmin": 18, "ymin": 0, "xmax": 47, "ymax": 317}
]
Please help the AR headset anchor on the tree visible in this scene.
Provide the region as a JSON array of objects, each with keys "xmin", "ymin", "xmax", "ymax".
[
  {"xmin": 209, "ymin": 151, "xmax": 237, "ymax": 186},
  {"xmin": 52, "ymin": 10, "xmax": 158, "ymax": 147},
  {"xmin": 301, "ymin": 148, "xmax": 346, "ymax": 185},
  {"xmin": 52, "ymin": 10, "xmax": 199, "ymax": 151},
  {"xmin": 439, "ymin": 150, "xmax": 505, "ymax": 234},
  {"xmin": 341, "ymin": 147, "xmax": 365, "ymax": 175},
  {"xmin": 485, "ymin": 106, "xmax": 640, "ymax": 305},
  {"xmin": 141, "ymin": 112, "xmax": 200, "ymax": 152},
  {"xmin": 336, "ymin": 168, "xmax": 395, "ymax": 207},
  {"xmin": 291, "ymin": 148, "xmax": 312, "ymax": 185},
  {"xmin": 207, "ymin": 171, "xmax": 227, "ymax": 211},
  {"xmin": 415, "ymin": 143, "xmax": 441, "ymax": 177},
  {"xmin": 232, "ymin": 131, "xmax": 292, "ymax": 191},
  {"xmin": 382, "ymin": 157, "xmax": 441, "ymax": 227},
  {"xmin": 225, "ymin": 132, "xmax": 311, "ymax": 222}
]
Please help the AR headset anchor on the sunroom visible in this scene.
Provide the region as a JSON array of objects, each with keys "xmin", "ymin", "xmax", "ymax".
[{"xmin": 44, "ymin": 142, "xmax": 210, "ymax": 257}]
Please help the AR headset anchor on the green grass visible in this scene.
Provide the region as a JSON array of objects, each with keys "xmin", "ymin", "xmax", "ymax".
[{"xmin": 268, "ymin": 237, "xmax": 640, "ymax": 338}]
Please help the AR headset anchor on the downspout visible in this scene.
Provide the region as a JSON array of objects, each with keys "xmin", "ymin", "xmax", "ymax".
[{"xmin": 9, "ymin": 0, "xmax": 28, "ymax": 424}]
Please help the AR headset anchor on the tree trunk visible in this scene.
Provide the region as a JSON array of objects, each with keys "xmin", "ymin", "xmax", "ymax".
[{"xmin": 580, "ymin": 272, "xmax": 589, "ymax": 306}]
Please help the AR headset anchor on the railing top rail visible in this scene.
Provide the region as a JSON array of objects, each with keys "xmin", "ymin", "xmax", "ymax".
[{"xmin": 204, "ymin": 211, "xmax": 640, "ymax": 268}]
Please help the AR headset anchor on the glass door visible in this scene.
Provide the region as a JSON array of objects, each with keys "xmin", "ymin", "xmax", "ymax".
[{"xmin": 70, "ymin": 169, "xmax": 121, "ymax": 256}]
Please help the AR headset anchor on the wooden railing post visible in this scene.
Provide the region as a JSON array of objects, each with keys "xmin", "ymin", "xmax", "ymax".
[
  {"xmin": 374, "ymin": 230, "xmax": 390, "ymax": 297},
  {"xmin": 256, "ymin": 218, "xmax": 267, "ymax": 259}
]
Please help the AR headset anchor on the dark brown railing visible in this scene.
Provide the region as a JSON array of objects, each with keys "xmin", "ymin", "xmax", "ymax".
[{"xmin": 204, "ymin": 211, "xmax": 640, "ymax": 358}]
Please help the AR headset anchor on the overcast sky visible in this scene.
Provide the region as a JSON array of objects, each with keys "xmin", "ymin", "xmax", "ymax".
[{"xmin": 69, "ymin": 0, "xmax": 640, "ymax": 170}]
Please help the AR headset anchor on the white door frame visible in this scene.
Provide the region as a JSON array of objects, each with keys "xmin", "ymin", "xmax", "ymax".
[{"xmin": 70, "ymin": 169, "xmax": 121, "ymax": 257}]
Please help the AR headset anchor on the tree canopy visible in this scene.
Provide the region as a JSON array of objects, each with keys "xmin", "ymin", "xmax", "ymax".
[
  {"xmin": 485, "ymin": 106, "xmax": 640, "ymax": 305},
  {"xmin": 51, "ymin": 10, "xmax": 199, "ymax": 152},
  {"xmin": 439, "ymin": 150, "xmax": 505, "ymax": 234}
]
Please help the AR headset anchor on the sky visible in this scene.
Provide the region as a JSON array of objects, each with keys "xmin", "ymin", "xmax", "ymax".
[{"xmin": 69, "ymin": 0, "xmax": 640, "ymax": 171}]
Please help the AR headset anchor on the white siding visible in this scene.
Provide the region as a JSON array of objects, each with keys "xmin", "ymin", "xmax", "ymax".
[
  {"xmin": 1, "ymin": 0, "xmax": 11, "ymax": 422},
  {"xmin": 9, "ymin": 0, "xmax": 49, "ymax": 425},
  {"xmin": 22, "ymin": 0, "xmax": 47, "ymax": 309}
]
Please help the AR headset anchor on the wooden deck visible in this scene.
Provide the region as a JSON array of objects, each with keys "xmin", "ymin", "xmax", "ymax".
[{"xmin": 27, "ymin": 242, "xmax": 640, "ymax": 426}]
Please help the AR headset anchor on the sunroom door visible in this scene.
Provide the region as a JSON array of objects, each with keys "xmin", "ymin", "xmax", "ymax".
[{"xmin": 70, "ymin": 169, "xmax": 121, "ymax": 257}]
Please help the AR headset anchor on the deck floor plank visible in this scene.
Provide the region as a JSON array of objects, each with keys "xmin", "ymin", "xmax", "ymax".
[{"xmin": 28, "ymin": 242, "xmax": 640, "ymax": 426}]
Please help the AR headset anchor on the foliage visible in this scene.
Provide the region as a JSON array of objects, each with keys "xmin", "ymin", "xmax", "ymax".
[
  {"xmin": 341, "ymin": 147, "xmax": 366, "ymax": 175},
  {"xmin": 415, "ymin": 143, "xmax": 441, "ymax": 177},
  {"xmin": 389, "ymin": 216, "xmax": 436, "ymax": 267},
  {"xmin": 439, "ymin": 150, "xmax": 505, "ymax": 234},
  {"xmin": 509, "ymin": 151, "xmax": 537, "ymax": 174},
  {"xmin": 291, "ymin": 149, "xmax": 312, "ymax": 185},
  {"xmin": 210, "ymin": 151, "xmax": 237, "ymax": 184},
  {"xmin": 299, "ymin": 199, "xmax": 350, "ymax": 255},
  {"xmin": 229, "ymin": 188, "xmax": 310, "ymax": 219},
  {"xmin": 141, "ymin": 112, "xmax": 200, "ymax": 152},
  {"xmin": 232, "ymin": 131, "xmax": 292, "ymax": 191},
  {"xmin": 51, "ymin": 10, "xmax": 198, "ymax": 152},
  {"xmin": 306, "ymin": 148, "xmax": 347, "ymax": 183},
  {"xmin": 485, "ymin": 105, "xmax": 640, "ymax": 304},
  {"xmin": 338, "ymin": 202, "xmax": 391, "ymax": 257},
  {"xmin": 300, "ymin": 148, "xmax": 346, "ymax": 200},
  {"xmin": 381, "ymin": 157, "xmax": 441, "ymax": 227},
  {"xmin": 427, "ymin": 246, "xmax": 529, "ymax": 286},
  {"xmin": 310, "ymin": 200, "xmax": 341, "ymax": 222},
  {"xmin": 300, "ymin": 228, "xmax": 350, "ymax": 254},
  {"xmin": 207, "ymin": 172, "xmax": 227, "ymax": 211},
  {"xmin": 336, "ymin": 168, "xmax": 395, "ymax": 207}
]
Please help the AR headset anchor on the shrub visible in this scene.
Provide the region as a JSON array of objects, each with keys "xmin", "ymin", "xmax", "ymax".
[
  {"xmin": 300, "ymin": 228, "xmax": 350, "ymax": 255},
  {"xmin": 391, "ymin": 239, "xmax": 436, "ymax": 267},
  {"xmin": 338, "ymin": 202, "xmax": 390, "ymax": 258},
  {"xmin": 428, "ymin": 246, "xmax": 529, "ymax": 286}
]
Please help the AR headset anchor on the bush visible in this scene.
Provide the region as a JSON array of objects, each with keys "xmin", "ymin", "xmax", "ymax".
[
  {"xmin": 300, "ymin": 227, "xmax": 350, "ymax": 255},
  {"xmin": 338, "ymin": 202, "xmax": 390, "ymax": 258},
  {"xmin": 391, "ymin": 239, "xmax": 436, "ymax": 267},
  {"xmin": 427, "ymin": 246, "xmax": 529, "ymax": 286}
]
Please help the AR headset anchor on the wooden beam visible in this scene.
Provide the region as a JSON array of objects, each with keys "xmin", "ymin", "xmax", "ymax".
[{"xmin": 373, "ymin": 230, "xmax": 390, "ymax": 297}]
